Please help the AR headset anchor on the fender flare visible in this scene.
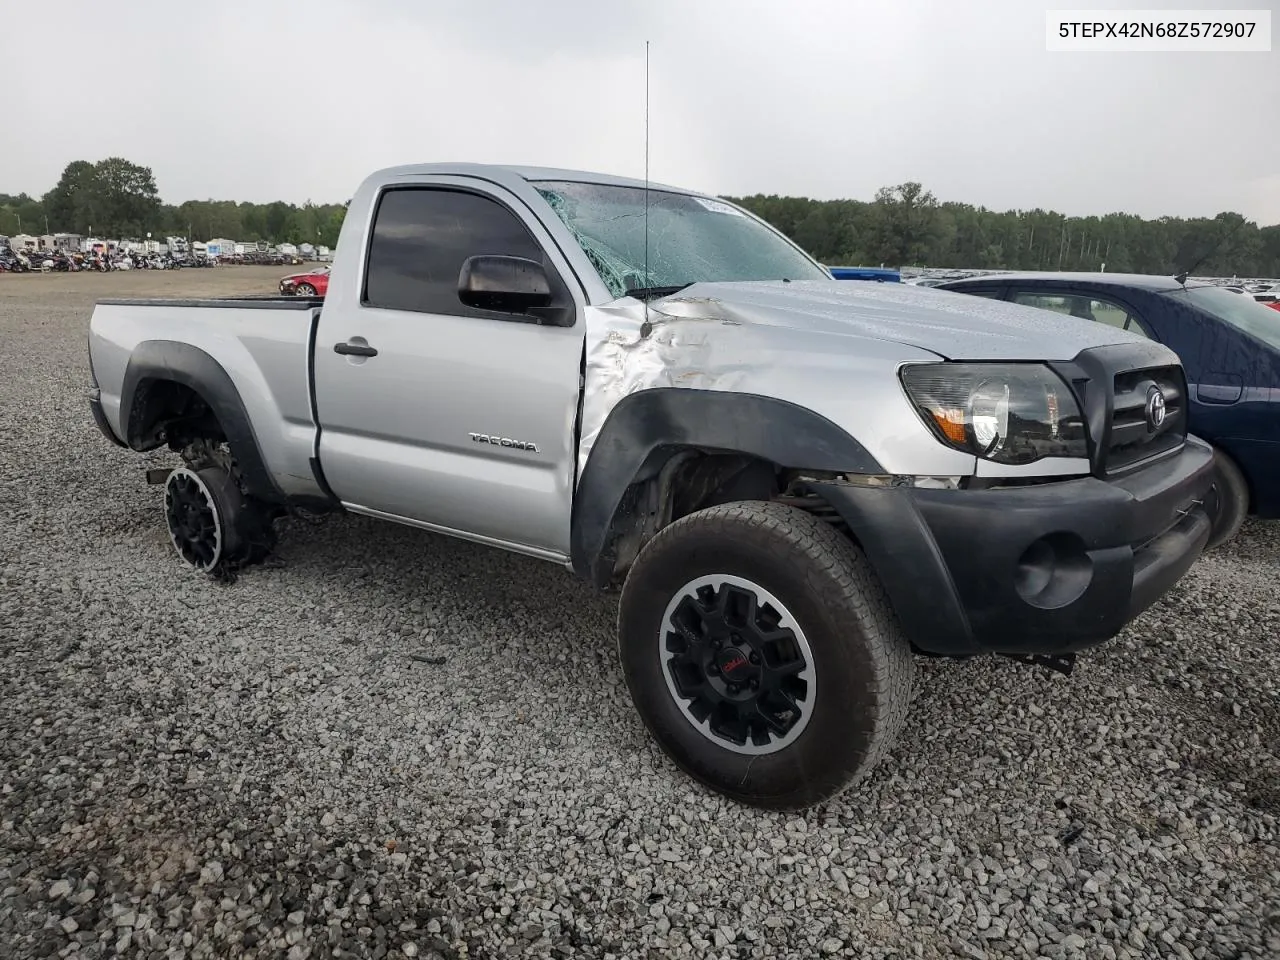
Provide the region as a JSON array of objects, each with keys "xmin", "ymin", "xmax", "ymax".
[
  {"xmin": 569, "ymin": 388, "xmax": 884, "ymax": 584},
  {"xmin": 120, "ymin": 340, "xmax": 287, "ymax": 505}
]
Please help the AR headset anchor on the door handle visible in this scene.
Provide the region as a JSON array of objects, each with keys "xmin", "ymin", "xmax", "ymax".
[{"xmin": 334, "ymin": 340, "xmax": 378, "ymax": 358}]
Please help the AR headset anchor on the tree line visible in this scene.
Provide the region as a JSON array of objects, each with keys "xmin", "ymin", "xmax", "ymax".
[
  {"xmin": 4, "ymin": 158, "xmax": 1279, "ymax": 277},
  {"xmin": 0, "ymin": 158, "xmax": 346, "ymax": 249},
  {"xmin": 727, "ymin": 182, "xmax": 1280, "ymax": 278}
]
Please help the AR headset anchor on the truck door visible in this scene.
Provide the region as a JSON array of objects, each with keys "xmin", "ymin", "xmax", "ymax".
[{"xmin": 312, "ymin": 179, "xmax": 586, "ymax": 561}]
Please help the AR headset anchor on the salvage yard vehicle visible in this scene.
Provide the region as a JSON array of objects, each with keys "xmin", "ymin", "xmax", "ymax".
[
  {"xmin": 278, "ymin": 264, "xmax": 330, "ymax": 297},
  {"xmin": 828, "ymin": 266, "xmax": 900, "ymax": 282},
  {"xmin": 87, "ymin": 163, "xmax": 1220, "ymax": 809},
  {"xmin": 935, "ymin": 272, "xmax": 1280, "ymax": 549}
]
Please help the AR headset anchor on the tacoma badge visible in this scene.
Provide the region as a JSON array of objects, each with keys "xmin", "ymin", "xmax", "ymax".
[{"xmin": 469, "ymin": 432, "xmax": 539, "ymax": 453}]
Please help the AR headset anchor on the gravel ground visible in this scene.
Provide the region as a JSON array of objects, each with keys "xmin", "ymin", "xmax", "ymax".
[{"xmin": 0, "ymin": 268, "xmax": 1277, "ymax": 960}]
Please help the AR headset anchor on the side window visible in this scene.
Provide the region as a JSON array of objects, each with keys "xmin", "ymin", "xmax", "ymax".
[
  {"xmin": 1012, "ymin": 291, "xmax": 1151, "ymax": 339},
  {"xmin": 364, "ymin": 188, "xmax": 549, "ymax": 317}
]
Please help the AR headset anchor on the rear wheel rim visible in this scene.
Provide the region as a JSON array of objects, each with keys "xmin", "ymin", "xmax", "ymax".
[
  {"xmin": 164, "ymin": 468, "xmax": 223, "ymax": 571},
  {"xmin": 659, "ymin": 574, "xmax": 816, "ymax": 756}
]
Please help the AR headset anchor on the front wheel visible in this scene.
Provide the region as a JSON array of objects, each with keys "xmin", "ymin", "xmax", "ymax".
[
  {"xmin": 295, "ymin": 283, "xmax": 316, "ymax": 297},
  {"xmin": 1205, "ymin": 448, "xmax": 1249, "ymax": 551},
  {"xmin": 618, "ymin": 500, "xmax": 915, "ymax": 809}
]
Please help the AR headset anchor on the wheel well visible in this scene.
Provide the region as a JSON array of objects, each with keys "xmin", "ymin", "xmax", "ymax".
[
  {"xmin": 602, "ymin": 448, "xmax": 846, "ymax": 583},
  {"xmin": 128, "ymin": 378, "xmax": 225, "ymax": 451}
]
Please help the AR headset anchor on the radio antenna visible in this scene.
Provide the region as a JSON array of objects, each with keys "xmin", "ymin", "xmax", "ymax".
[{"xmin": 643, "ymin": 39, "xmax": 651, "ymax": 317}]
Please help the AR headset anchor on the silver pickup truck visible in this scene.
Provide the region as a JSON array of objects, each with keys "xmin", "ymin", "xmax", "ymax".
[{"xmin": 88, "ymin": 163, "xmax": 1220, "ymax": 809}]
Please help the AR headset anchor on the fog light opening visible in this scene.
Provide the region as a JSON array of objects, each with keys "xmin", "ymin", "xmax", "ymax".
[{"xmin": 1014, "ymin": 532, "xmax": 1093, "ymax": 610}]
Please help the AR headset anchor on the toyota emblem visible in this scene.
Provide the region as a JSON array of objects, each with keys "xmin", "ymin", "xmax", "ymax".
[{"xmin": 1145, "ymin": 386, "xmax": 1167, "ymax": 432}]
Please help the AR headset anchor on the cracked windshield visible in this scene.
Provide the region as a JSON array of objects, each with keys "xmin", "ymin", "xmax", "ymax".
[{"xmin": 535, "ymin": 181, "xmax": 829, "ymax": 297}]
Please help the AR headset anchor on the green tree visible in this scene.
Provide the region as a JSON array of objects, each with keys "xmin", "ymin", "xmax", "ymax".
[
  {"xmin": 14, "ymin": 159, "xmax": 1280, "ymax": 275},
  {"xmin": 868, "ymin": 182, "xmax": 940, "ymax": 266},
  {"xmin": 729, "ymin": 188, "xmax": 1280, "ymax": 277},
  {"xmin": 42, "ymin": 161, "xmax": 98, "ymax": 233},
  {"xmin": 319, "ymin": 207, "xmax": 346, "ymax": 247},
  {"xmin": 40, "ymin": 158, "xmax": 160, "ymax": 237},
  {"xmin": 93, "ymin": 157, "xmax": 161, "ymax": 237},
  {"xmin": 264, "ymin": 202, "xmax": 291, "ymax": 242},
  {"xmin": 0, "ymin": 193, "xmax": 48, "ymax": 236}
]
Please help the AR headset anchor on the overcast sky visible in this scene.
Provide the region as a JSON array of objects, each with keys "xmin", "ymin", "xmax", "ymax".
[{"xmin": 2, "ymin": 0, "xmax": 1277, "ymax": 222}]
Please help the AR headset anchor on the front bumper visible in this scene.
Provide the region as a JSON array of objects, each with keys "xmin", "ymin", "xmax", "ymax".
[{"xmin": 808, "ymin": 436, "xmax": 1218, "ymax": 656}]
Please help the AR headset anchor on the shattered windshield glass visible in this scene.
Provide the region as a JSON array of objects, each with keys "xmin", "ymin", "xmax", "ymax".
[{"xmin": 533, "ymin": 180, "xmax": 830, "ymax": 299}]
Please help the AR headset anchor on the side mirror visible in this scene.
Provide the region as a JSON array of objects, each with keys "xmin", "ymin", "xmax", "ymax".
[{"xmin": 458, "ymin": 255, "xmax": 554, "ymax": 314}]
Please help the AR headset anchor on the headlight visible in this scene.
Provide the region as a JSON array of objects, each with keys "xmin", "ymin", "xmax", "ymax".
[{"xmin": 900, "ymin": 362, "xmax": 1088, "ymax": 465}]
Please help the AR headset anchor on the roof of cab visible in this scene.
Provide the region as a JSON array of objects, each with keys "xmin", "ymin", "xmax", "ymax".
[
  {"xmin": 371, "ymin": 162, "xmax": 706, "ymax": 198},
  {"xmin": 939, "ymin": 272, "xmax": 1205, "ymax": 292}
]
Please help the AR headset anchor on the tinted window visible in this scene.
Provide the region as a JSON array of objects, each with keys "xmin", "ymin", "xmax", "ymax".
[
  {"xmin": 1164, "ymin": 285, "xmax": 1280, "ymax": 351},
  {"xmin": 1012, "ymin": 291, "xmax": 1151, "ymax": 339},
  {"xmin": 949, "ymin": 286, "xmax": 1004, "ymax": 299},
  {"xmin": 364, "ymin": 188, "xmax": 547, "ymax": 316}
]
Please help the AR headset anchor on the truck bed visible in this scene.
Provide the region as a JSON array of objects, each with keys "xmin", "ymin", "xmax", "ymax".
[
  {"xmin": 88, "ymin": 297, "xmax": 326, "ymax": 502},
  {"xmin": 97, "ymin": 295, "xmax": 324, "ymax": 309}
]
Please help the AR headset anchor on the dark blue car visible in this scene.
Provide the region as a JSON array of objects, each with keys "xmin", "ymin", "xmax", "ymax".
[{"xmin": 935, "ymin": 272, "xmax": 1279, "ymax": 547}]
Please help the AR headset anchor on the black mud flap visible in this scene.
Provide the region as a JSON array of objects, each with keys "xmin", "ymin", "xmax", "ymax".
[
  {"xmin": 146, "ymin": 468, "xmax": 171, "ymax": 485},
  {"xmin": 999, "ymin": 652, "xmax": 1077, "ymax": 677}
]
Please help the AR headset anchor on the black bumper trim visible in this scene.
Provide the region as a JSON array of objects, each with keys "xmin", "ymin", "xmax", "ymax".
[
  {"xmin": 807, "ymin": 436, "xmax": 1217, "ymax": 657},
  {"xmin": 1128, "ymin": 508, "xmax": 1210, "ymax": 620}
]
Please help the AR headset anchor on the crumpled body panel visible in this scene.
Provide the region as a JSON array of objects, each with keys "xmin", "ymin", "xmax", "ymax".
[
  {"xmin": 577, "ymin": 279, "xmax": 1146, "ymax": 480},
  {"xmin": 579, "ymin": 291, "xmax": 980, "ymax": 481}
]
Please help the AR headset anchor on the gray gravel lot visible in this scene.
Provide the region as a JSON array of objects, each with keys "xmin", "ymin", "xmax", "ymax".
[{"xmin": 1, "ymin": 268, "xmax": 1277, "ymax": 960}]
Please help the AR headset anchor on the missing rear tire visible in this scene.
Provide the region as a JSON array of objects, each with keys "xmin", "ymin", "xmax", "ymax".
[{"xmin": 163, "ymin": 463, "xmax": 276, "ymax": 578}]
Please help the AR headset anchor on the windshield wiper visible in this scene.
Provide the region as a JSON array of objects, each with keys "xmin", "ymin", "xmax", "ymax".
[{"xmin": 624, "ymin": 283, "xmax": 692, "ymax": 301}]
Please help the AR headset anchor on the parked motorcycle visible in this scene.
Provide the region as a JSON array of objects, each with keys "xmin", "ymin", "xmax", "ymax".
[{"xmin": 2, "ymin": 252, "xmax": 33, "ymax": 272}]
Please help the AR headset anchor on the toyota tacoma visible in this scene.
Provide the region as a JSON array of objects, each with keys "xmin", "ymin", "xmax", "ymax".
[{"xmin": 87, "ymin": 163, "xmax": 1219, "ymax": 809}]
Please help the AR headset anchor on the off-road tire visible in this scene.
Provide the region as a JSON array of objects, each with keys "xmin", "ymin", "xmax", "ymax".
[
  {"xmin": 618, "ymin": 500, "xmax": 915, "ymax": 809},
  {"xmin": 163, "ymin": 455, "xmax": 277, "ymax": 579},
  {"xmin": 1205, "ymin": 448, "xmax": 1249, "ymax": 551}
]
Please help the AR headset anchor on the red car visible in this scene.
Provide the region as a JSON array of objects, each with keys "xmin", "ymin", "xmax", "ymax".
[
  {"xmin": 279, "ymin": 265, "xmax": 330, "ymax": 297},
  {"xmin": 1265, "ymin": 300, "xmax": 1280, "ymax": 312}
]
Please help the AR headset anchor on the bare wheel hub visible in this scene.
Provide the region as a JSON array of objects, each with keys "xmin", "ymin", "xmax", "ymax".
[{"xmin": 163, "ymin": 467, "xmax": 223, "ymax": 571}]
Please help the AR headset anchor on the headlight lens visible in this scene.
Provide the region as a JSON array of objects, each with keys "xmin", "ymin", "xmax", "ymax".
[
  {"xmin": 900, "ymin": 363, "xmax": 1088, "ymax": 464},
  {"xmin": 969, "ymin": 380, "xmax": 1010, "ymax": 452}
]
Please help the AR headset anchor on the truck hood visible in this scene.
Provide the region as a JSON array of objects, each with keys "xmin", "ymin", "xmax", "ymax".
[{"xmin": 651, "ymin": 279, "xmax": 1144, "ymax": 360}]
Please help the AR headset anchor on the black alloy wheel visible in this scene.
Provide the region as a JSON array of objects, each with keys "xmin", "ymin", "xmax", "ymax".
[
  {"xmin": 660, "ymin": 574, "xmax": 816, "ymax": 754},
  {"xmin": 618, "ymin": 500, "xmax": 915, "ymax": 809}
]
